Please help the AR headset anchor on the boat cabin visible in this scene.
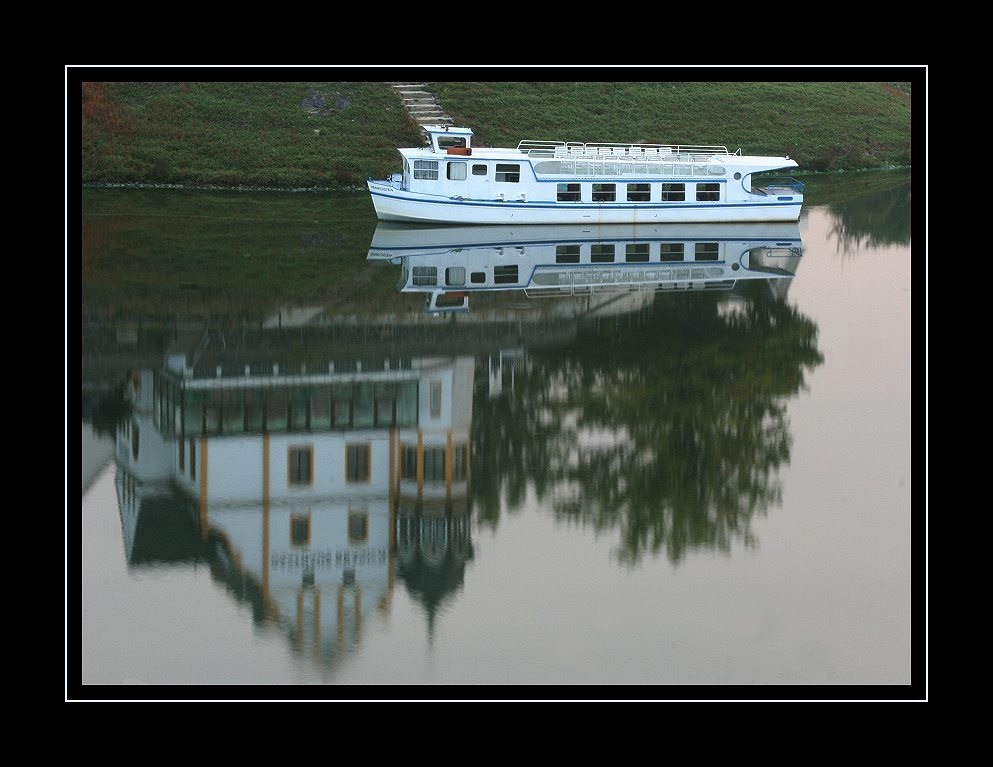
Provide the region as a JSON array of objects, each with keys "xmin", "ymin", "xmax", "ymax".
[{"xmin": 426, "ymin": 126, "xmax": 474, "ymax": 154}]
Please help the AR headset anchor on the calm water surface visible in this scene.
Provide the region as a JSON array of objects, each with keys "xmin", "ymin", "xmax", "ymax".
[{"xmin": 75, "ymin": 172, "xmax": 918, "ymax": 697}]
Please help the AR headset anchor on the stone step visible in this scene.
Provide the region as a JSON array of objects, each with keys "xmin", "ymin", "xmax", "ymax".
[{"xmin": 391, "ymin": 83, "xmax": 453, "ymax": 136}]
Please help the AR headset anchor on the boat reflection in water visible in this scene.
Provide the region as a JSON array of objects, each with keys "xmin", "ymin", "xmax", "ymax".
[
  {"xmin": 367, "ymin": 221, "xmax": 803, "ymax": 314},
  {"xmin": 105, "ymin": 219, "xmax": 818, "ymax": 672}
]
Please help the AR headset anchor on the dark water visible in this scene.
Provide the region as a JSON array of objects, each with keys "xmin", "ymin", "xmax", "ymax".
[{"xmin": 74, "ymin": 171, "xmax": 918, "ymax": 698}]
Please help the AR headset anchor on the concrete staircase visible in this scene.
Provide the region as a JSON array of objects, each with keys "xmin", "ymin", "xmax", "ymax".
[{"xmin": 390, "ymin": 83, "xmax": 452, "ymax": 143}]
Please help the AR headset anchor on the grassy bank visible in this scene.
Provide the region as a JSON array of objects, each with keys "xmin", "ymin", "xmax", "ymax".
[{"xmin": 80, "ymin": 81, "xmax": 912, "ymax": 189}]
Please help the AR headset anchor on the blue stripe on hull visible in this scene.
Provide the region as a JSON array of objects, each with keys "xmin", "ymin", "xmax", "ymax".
[{"xmin": 369, "ymin": 191, "xmax": 801, "ymax": 224}]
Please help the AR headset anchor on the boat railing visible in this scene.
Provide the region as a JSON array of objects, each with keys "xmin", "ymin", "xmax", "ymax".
[{"xmin": 517, "ymin": 139, "xmax": 737, "ymax": 161}]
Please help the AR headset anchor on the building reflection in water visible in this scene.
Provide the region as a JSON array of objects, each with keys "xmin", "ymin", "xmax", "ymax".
[
  {"xmin": 116, "ymin": 343, "xmax": 480, "ymax": 666},
  {"xmin": 104, "ymin": 220, "xmax": 811, "ymax": 669}
]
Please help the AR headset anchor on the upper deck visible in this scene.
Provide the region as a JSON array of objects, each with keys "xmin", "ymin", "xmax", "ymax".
[
  {"xmin": 407, "ymin": 125, "xmax": 796, "ymax": 178},
  {"xmin": 518, "ymin": 138, "xmax": 736, "ymax": 162}
]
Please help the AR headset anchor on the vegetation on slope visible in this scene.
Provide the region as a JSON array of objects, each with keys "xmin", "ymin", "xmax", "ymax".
[{"xmin": 80, "ymin": 80, "xmax": 913, "ymax": 189}]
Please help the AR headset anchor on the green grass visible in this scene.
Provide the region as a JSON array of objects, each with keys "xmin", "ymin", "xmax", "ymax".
[
  {"xmin": 81, "ymin": 187, "xmax": 394, "ymax": 319},
  {"xmin": 80, "ymin": 81, "xmax": 913, "ymax": 188}
]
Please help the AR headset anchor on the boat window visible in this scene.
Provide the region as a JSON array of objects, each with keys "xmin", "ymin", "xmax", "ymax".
[
  {"xmin": 696, "ymin": 183, "xmax": 720, "ymax": 202},
  {"xmin": 660, "ymin": 243, "xmax": 684, "ymax": 262},
  {"xmin": 557, "ymin": 183, "xmax": 581, "ymax": 202},
  {"xmin": 412, "ymin": 266, "xmax": 438, "ymax": 286},
  {"xmin": 695, "ymin": 243, "xmax": 720, "ymax": 261},
  {"xmin": 447, "ymin": 162, "xmax": 467, "ymax": 181},
  {"xmin": 446, "ymin": 267, "xmax": 466, "ymax": 286},
  {"xmin": 495, "ymin": 164, "xmax": 521, "ymax": 183},
  {"xmin": 493, "ymin": 265, "xmax": 519, "ymax": 284},
  {"xmin": 472, "ymin": 164, "xmax": 487, "ymax": 176},
  {"xmin": 661, "ymin": 183, "xmax": 685, "ymax": 202},
  {"xmin": 627, "ymin": 183, "xmax": 651, "ymax": 202},
  {"xmin": 413, "ymin": 160, "xmax": 439, "ymax": 180},
  {"xmin": 438, "ymin": 135, "xmax": 466, "ymax": 150},
  {"xmin": 556, "ymin": 245, "xmax": 580, "ymax": 263},
  {"xmin": 625, "ymin": 243, "xmax": 650, "ymax": 262},
  {"xmin": 591, "ymin": 244, "xmax": 615, "ymax": 263},
  {"xmin": 592, "ymin": 183, "xmax": 616, "ymax": 202}
]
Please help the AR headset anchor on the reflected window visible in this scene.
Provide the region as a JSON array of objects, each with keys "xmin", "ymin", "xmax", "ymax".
[
  {"xmin": 452, "ymin": 444, "xmax": 468, "ymax": 481},
  {"xmin": 205, "ymin": 390, "xmax": 223, "ymax": 433},
  {"xmin": 695, "ymin": 242, "xmax": 720, "ymax": 261},
  {"xmin": 626, "ymin": 243, "xmax": 650, "ymax": 262},
  {"xmin": 183, "ymin": 390, "xmax": 203, "ymax": 434},
  {"xmin": 289, "ymin": 446, "xmax": 313, "ymax": 486},
  {"xmin": 412, "ymin": 266, "xmax": 438, "ymax": 286},
  {"xmin": 556, "ymin": 245, "xmax": 580, "ymax": 263},
  {"xmin": 290, "ymin": 513, "xmax": 311, "ymax": 546},
  {"xmin": 446, "ymin": 267, "xmax": 466, "ymax": 286},
  {"xmin": 348, "ymin": 511, "xmax": 369, "ymax": 543},
  {"xmin": 493, "ymin": 265, "xmax": 518, "ymax": 284},
  {"xmin": 353, "ymin": 383, "xmax": 374, "ymax": 428},
  {"xmin": 430, "ymin": 381, "xmax": 442, "ymax": 418},
  {"xmin": 289, "ymin": 387, "xmax": 309, "ymax": 430},
  {"xmin": 189, "ymin": 438, "xmax": 196, "ymax": 480},
  {"xmin": 402, "ymin": 445, "xmax": 418, "ymax": 480},
  {"xmin": 333, "ymin": 384, "xmax": 352, "ymax": 428},
  {"xmin": 266, "ymin": 388, "xmax": 288, "ymax": 432},
  {"xmin": 310, "ymin": 385, "xmax": 332, "ymax": 430},
  {"xmin": 223, "ymin": 389, "xmax": 243, "ymax": 434},
  {"xmin": 424, "ymin": 447, "xmax": 446, "ymax": 481},
  {"xmin": 244, "ymin": 388, "xmax": 264, "ymax": 432},
  {"xmin": 346, "ymin": 443, "xmax": 371, "ymax": 482},
  {"xmin": 470, "ymin": 271, "xmax": 486, "ymax": 284},
  {"xmin": 396, "ymin": 381, "xmax": 418, "ymax": 426},
  {"xmin": 591, "ymin": 244, "xmax": 615, "ymax": 263},
  {"xmin": 660, "ymin": 243, "xmax": 684, "ymax": 262}
]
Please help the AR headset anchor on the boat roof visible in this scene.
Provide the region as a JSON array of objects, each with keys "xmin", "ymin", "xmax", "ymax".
[{"xmin": 404, "ymin": 126, "xmax": 796, "ymax": 168}]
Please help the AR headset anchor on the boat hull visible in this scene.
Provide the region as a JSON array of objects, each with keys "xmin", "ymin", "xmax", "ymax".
[{"xmin": 368, "ymin": 183, "xmax": 802, "ymax": 225}]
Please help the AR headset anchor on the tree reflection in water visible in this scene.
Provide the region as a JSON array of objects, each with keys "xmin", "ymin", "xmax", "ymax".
[
  {"xmin": 824, "ymin": 170, "xmax": 911, "ymax": 251},
  {"xmin": 471, "ymin": 283, "xmax": 824, "ymax": 566}
]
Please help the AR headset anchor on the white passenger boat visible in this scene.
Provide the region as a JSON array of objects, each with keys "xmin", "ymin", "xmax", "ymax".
[
  {"xmin": 367, "ymin": 125, "xmax": 804, "ymax": 225},
  {"xmin": 367, "ymin": 221, "xmax": 803, "ymax": 313}
]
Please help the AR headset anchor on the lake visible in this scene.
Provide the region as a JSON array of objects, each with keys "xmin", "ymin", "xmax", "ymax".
[{"xmin": 74, "ymin": 171, "xmax": 919, "ymax": 699}]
